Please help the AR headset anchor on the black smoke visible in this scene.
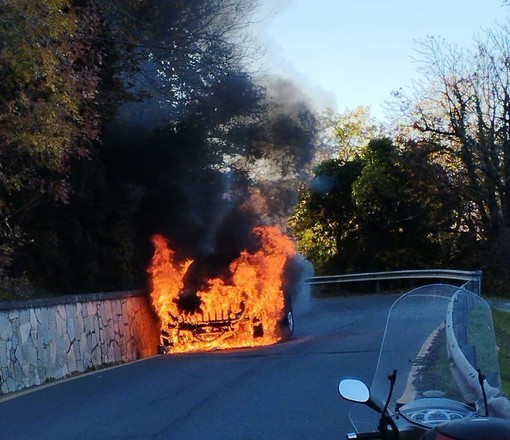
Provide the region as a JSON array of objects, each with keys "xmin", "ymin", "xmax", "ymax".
[
  {"xmin": 105, "ymin": 74, "xmax": 317, "ymax": 251},
  {"xmin": 99, "ymin": 1, "xmax": 319, "ymax": 299}
]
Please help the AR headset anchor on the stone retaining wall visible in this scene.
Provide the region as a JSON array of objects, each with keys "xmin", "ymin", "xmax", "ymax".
[{"xmin": 0, "ymin": 291, "xmax": 161, "ymax": 395}]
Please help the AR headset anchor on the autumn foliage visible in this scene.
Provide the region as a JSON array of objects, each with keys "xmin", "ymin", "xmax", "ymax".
[
  {"xmin": 0, "ymin": 0, "xmax": 102, "ymax": 279},
  {"xmin": 3, "ymin": 1, "xmax": 510, "ymax": 298}
]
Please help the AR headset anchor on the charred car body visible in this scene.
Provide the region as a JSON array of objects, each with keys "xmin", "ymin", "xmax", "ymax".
[
  {"xmin": 156, "ymin": 252, "xmax": 297, "ymax": 353},
  {"xmin": 157, "ymin": 295, "xmax": 294, "ymax": 352}
]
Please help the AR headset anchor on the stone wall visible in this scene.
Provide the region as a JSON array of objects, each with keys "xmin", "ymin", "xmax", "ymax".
[{"xmin": 0, "ymin": 291, "xmax": 161, "ymax": 395}]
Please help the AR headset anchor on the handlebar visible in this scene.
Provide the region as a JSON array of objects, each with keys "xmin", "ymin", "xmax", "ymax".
[{"xmin": 347, "ymin": 432, "xmax": 381, "ymax": 440}]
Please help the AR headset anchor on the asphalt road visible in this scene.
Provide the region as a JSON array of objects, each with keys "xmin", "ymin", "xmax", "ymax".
[{"xmin": 0, "ymin": 293, "xmax": 398, "ymax": 440}]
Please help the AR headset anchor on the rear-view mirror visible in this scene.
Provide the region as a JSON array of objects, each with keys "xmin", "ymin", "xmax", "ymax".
[{"xmin": 338, "ymin": 379, "xmax": 370, "ymax": 403}]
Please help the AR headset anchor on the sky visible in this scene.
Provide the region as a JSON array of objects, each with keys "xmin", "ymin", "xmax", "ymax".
[{"xmin": 256, "ymin": 0, "xmax": 509, "ymax": 120}]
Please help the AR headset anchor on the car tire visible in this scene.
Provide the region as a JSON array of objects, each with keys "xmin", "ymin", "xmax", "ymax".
[
  {"xmin": 279, "ymin": 303, "xmax": 294, "ymax": 337},
  {"xmin": 286, "ymin": 307, "xmax": 294, "ymax": 334}
]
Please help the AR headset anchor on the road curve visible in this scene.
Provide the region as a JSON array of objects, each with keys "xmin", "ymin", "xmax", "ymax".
[{"xmin": 0, "ymin": 294, "xmax": 397, "ymax": 440}]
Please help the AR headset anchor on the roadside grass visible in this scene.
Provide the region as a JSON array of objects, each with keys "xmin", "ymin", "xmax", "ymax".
[
  {"xmin": 492, "ymin": 307, "xmax": 510, "ymax": 396},
  {"xmin": 417, "ymin": 325, "xmax": 464, "ymax": 400},
  {"xmin": 468, "ymin": 305, "xmax": 500, "ymax": 379}
]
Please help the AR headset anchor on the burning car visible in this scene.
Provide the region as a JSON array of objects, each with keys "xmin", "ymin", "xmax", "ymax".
[
  {"xmin": 157, "ymin": 289, "xmax": 295, "ymax": 353},
  {"xmin": 148, "ymin": 225, "xmax": 297, "ymax": 353}
]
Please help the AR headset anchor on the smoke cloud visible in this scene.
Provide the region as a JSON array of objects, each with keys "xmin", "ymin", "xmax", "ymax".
[{"xmin": 100, "ymin": 1, "xmax": 319, "ymax": 304}]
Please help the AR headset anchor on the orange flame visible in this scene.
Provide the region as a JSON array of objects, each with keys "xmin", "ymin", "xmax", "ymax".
[{"xmin": 148, "ymin": 225, "xmax": 297, "ymax": 353}]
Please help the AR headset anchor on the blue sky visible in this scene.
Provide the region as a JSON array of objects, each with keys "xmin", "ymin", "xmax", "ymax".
[{"xmin": 256, "ymin": 0, "xmax": 508, "ymax": 120}]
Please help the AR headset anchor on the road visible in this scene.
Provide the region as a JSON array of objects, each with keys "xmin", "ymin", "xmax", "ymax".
[{"xmin": 0, "ymin": 293, "xmax": 397, "ymax": 440}]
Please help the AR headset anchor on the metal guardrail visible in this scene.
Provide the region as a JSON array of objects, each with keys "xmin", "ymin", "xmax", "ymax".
[{"xmin": 306, "ymin": 269, "xmax": 482, "ymax": 294}]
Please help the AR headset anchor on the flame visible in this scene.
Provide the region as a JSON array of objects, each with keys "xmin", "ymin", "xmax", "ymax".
[{"xmin": 148, "ymin": 225, "xmax": 297, "ymax": 353}]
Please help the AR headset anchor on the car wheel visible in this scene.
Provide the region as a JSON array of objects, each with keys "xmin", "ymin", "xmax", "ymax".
[
  {"xmin": 286, "ymin": 308, "xmax": 294, "ymax": 334},
  {"xmin": 279, "ymin": 305, "xmax": 294, "ymax": 337}
]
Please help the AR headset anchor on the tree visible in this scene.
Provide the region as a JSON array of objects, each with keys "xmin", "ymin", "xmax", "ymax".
[
  {"xmin": 313, "ymin": 106, "xmax": 382, "ymax": 164},
  {"xmin": 291, "ymin": 137, "xmax": 462, "ymax": 275},
  {"xmin": 0, "ymin": 0, "xmax": 102, "ymax": 290},
  {"xmin": 90, "ymin": 0, "xmax": 262, "ymax": 116},
  {"xmin": 290, "ymin": 158, "xmax": 363, "ymax": 273},
  {"xmin": 334, "ymin": 106, "xmax": 381, "ymax": 161},
  {"xmin": 352, "ymin": 138, "xmax": 461, "ymax": 270},
  {"xmin": 1, "ymin": 0, "xmax": 321, "ymax": 295},
  {"xmin": 388, "ymin": 25, "xmax": 510, "ymax": 290}
]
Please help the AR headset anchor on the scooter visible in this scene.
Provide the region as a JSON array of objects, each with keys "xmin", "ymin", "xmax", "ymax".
[{"xmin": 338, "ymin": 284, "xmax": 510, "ymax": 440}]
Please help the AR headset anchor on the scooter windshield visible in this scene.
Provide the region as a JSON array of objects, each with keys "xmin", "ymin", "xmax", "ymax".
[{"xmin": 349, "ymin": 284, "xmax": 505, "ymax": 432}]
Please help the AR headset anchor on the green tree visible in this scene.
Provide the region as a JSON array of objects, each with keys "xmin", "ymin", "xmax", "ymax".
[
  {"xmin": 314, "ymin": 106, "xmax": 381, "ymax": 164},
  {"xmin": 352, "ymin": 138, "xmax": 460, "ymax": 270},
  {"xmin": 334, "ymin": 106, "xmax": 380, "ymax": 161},
  {"xmin": 290, "ymin": 158, "xmax": 363, "ymax": 273},
  {"xmin": 291, "ymin": 137, "xmax": 462, "ymax": 275}
]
